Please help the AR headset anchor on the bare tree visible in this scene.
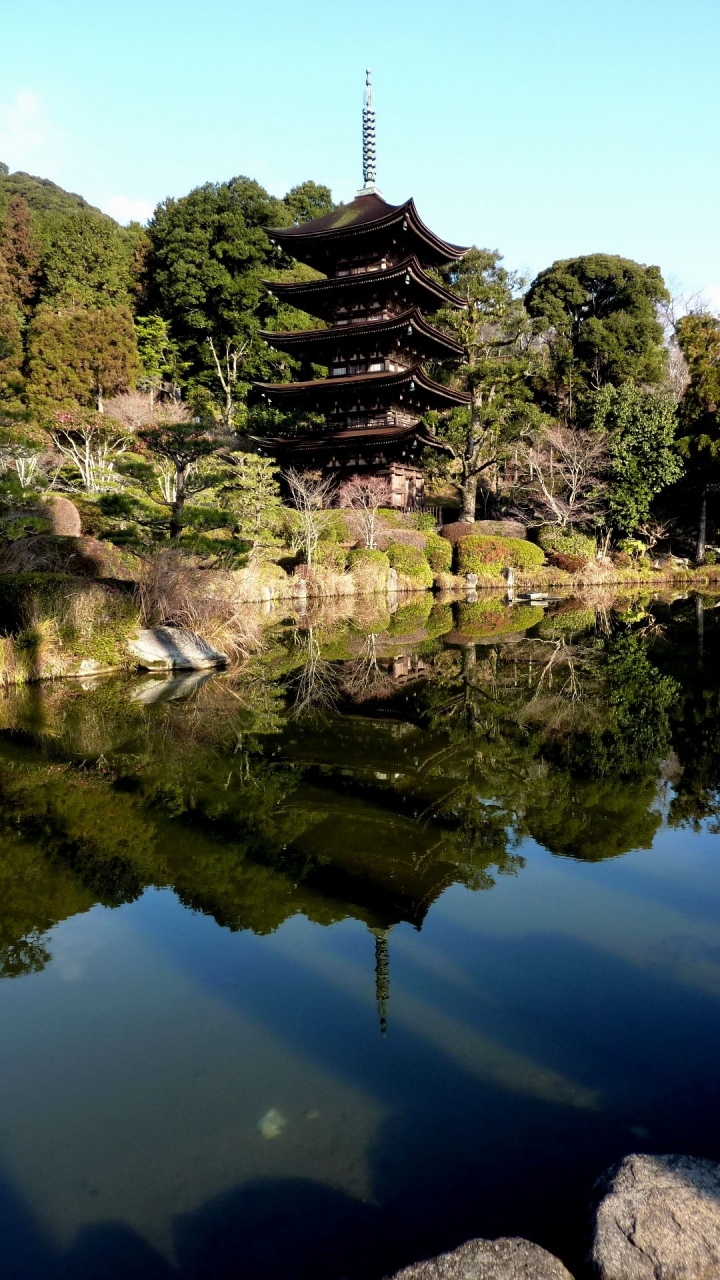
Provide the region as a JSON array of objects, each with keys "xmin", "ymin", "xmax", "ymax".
[
  {"xmin": 519, "ymin": 424, "xmax": 609, "ymax": 527},
  {"xmin": 285, "ymin": 468, "xmax": 336, "ymax": 566},
  {"xmin": 337, "ymin": 474, "xmax": 391, "ymax": 548},
  {"xmin": 207, "ymin": 337, "xmax": 249, "ymax": 430},
  {"xmin": 51, "ymin": 409, "xmax": 129, "ymax": 493},
  {"xmin": 104, "ymin": 391, "xmax": 156, "ymax": 433}
]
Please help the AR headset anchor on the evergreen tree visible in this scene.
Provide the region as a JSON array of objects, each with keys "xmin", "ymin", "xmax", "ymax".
[
  {"xmin": 525, "ymin": 254, "xmax": 669, "ymax": 418},
  {"xmin": 27, "ymin": 304, "xmax": 140, "ymax": 413},
  {"xmin": 0, "ymin": 194, "xmax": 39, "ymax": 312},
  {"xmin": 436, "ymin": 248, "xmax": 535, "ymax": 521},
  {"xmin": 588, "ymin": 384, "xmax": 683, "ymax": 535},
  {"xmin": 0, "ymin": 253, "xmax": 23, "ymax": 404}
]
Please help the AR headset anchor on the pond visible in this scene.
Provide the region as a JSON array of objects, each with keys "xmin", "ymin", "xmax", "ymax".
[{"xmin": 1, "ymin": 589, "xmax": 719, "ymax": 1280}]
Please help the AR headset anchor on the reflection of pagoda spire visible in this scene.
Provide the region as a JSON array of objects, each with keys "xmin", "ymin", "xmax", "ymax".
[{"xmin": 370, "ymin": 926, "xmax": 390, "ymax": 1035}]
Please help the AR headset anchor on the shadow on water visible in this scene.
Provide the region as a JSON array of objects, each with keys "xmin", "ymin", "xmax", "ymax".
[{"xmin": 2, "ymin": 592, "xmax": 720, "ymax": 1278}]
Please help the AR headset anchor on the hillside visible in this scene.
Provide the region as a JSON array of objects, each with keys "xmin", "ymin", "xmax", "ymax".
[{"xmin": 0, "ymin": 163, "xmax": 112, "ymax": 223}]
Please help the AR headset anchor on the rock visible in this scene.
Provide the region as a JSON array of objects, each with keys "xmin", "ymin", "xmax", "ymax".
[
  {"xmin": 128, "ymin": 627, "xmax": 228, "ymax": 671},
  {"xmin": 41, "ymin": 495, "xmax": 82, "ymax": 536},
  {"xmin": 386, "ymin": 1237, "xmax": 573, "ymax": 1279},
  {"xmin": 592, "ymin": 1153, "xmax": 720, "ymax": 1279}
]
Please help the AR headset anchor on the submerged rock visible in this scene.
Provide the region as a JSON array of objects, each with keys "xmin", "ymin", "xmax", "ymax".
[
  {"xmin": 128, "ymin": 627, "xmax": 228, "ymax": 671},
  {"xmin": 386, "ymin": 1237, "xmax": 573, "ymax": 1279},
  {"xmin": 257, "ymin": 1108, "xmax": 287, "ymax": 1139},
  {"xmin": 592, "ymin": 1153, "xmax": 720, "ymax": 1279}
]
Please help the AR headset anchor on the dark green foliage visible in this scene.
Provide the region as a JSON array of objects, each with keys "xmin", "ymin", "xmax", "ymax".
[
  {"xmin": 146, "ymin": 175, "xmax": 333, "ymax": 407},
  {"xmin": 457, "ymin": 535, "xmax": 545, "ymax": 573},
  {"xmin": 588, "ymin": 385, "xmax": 683, "ymax": 534},
  {"xmin": 526, "ymin": 254, "xmax": 669, "ymax": 413},
  {"xmin": 27, "ymin": 304, "xmax": 140, "ymax": 411}
]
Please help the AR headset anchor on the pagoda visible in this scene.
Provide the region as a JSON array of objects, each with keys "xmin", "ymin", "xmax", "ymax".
[{"xmin": 254, "ymin": 71, "xmax": 470, "ymax": 510}]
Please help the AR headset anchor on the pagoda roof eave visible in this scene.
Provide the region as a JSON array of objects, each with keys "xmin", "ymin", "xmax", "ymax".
[
  {"xmin": 253, "ymin": 421, "xmax": 453, "ymax": 455},
  {"xmin": 253, "ymin": 365, "xmax": 471, "ymax": 410},
  {"xmin": 260, "ymin": 307, "xmax": 464, "ymax": 359},
  {"xmin": 266, "ymin": 256, "xmax": 465, "ymax": 311},
  {"xmin": 267, "ymin": 193, "xmax": 467, "ymax": 264}
]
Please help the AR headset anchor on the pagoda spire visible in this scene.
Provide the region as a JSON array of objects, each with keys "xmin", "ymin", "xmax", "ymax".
[{"xmin": 359, "ymin": 69, "xmax": 380, "ymax": 195}]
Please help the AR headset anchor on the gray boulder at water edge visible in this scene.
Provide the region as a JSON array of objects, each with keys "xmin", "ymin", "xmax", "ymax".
[
  {"xmin": 386, "ymin": 1236, "xmax": 574, "ymax": 1279},
  {"xmin": 128, "ymin": 627, "xmax": 228, "ymax": 671},
  {"xmin": 592, "ymin": 1154, "xmax": 720, "ymax": 1279}
]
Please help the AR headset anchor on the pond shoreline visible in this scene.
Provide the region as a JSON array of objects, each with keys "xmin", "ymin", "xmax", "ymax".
[{"xmin": 1, "ymin": 570, "xmax": 717, "ymax": 685}]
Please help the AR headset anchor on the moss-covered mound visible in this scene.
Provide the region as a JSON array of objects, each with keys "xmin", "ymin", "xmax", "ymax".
[
  {"xmin": 457, "ymin": 536, "xmax": 545, "ymax": 576},
  {"xmin": 386, "ymin": 542, "xmax": 434, "ymax": 589}
]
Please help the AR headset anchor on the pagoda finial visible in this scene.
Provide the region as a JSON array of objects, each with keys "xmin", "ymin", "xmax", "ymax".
[{"xmin": 360, "ymin": 68, "xmax": 379, "ymax": 195}]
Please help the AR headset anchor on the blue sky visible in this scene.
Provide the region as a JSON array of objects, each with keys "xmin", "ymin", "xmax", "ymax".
[{"xmin": 1, "ymin": 0, "xmax": 718, "ymax": 303}]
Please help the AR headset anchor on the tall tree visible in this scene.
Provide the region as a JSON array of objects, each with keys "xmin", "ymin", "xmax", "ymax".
[
  {"xmin": 436, "ymin": 248, "xmax": 535, "ymax": 521},
  {"xmin": 27, "ymin": 304, "xmax": 140, "ymax": 413},
  {"xmin": 675, "ymin": 313, "xmax": 720, "ymax": 557},
  {"xmin": 36, "ymin": 211, "xmax": 137, "ymax": 307},
  {"xmin": 525, "ymin": 254, "xmax": 669, "ymax": 418},
  {"xmin": 146, "ymin": 175, "xmax": 333, "ymax": 422},
  {"xmin": 588, "ymin": 384, "xmax": 683, "ymax": 536},
  {"xmin": 0, "ymin": 194, "xmax": 39, "ymax": 312},
  {"xmin": 0, "ymin": 253, "xmax": 24, "ymax": 403}
]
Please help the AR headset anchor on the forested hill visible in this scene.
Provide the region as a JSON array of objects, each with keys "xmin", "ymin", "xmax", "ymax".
[{"xmin": 0, "ymin": 163, "xmax": 111, "ymax": 223}]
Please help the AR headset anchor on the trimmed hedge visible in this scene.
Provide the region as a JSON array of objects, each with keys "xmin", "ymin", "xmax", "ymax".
[
  {"xmin": 313, "ymin": 542, "xmax": 348, "ymax": 572},
  {"xmin": 536, "ymin": 526, "xmax": 596, "ymax": 563},
  {"xmin": 457, "ymin": 535, "xmax": 545, "ymax": 574},
  {"xmin": 385, "ymin": 542, "xmax": 434, "ymax": 588},
  {"xmin": 425, "ymin": 533, "xmax": 453, "ymax": 573}
]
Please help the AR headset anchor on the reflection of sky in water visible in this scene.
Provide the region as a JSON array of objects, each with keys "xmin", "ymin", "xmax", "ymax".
[{"xmin": 0, "ymin": 823, "xmax": 720, "ymax": 1275}]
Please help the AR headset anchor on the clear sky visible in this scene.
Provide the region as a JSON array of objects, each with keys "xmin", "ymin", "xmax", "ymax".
[{"xmin": 1, "ymin": 0, "xmax": 718, "ymax": 303}]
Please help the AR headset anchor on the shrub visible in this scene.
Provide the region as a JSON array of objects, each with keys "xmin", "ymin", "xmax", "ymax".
[
  {"xmin": 457, "ymin": 535, "xmax": 545, "ymax": 574},
  {"xmin": 405, "ymin": 511, "xmax": 437, "ymax": 533},
  {"xmin": 385, "ymin": 541, "xmax": 433, "ymax": 588},
  {"xmin": 703, "ymin": 550, "xmax": 718, "ymax": 565},
  {"xmin": 425, "ymin": 533, "xmax": 453, "ymax": 573},
  {"xmin": 438, "ymin": 520, "xmax": 476, "ymax": 545},
  {"xmin": 536, "ymin": 526, "xmax": 596, "ymax": 562},
  {"xmin": 348, "ymin": 547, "xmax": 390, "ymax": 592},
  {"xmin": 313, "ymin": 542, "xmax": 348, "ymax": 572},
  {"xmin": 319, "ymin": 510, "xmax": 350, "ymax": 543},
  {"xmin": 547, "ymin": 551, "xmax": 586, "ymax": 573},
  {"xmin": 440, "ymin": 519, "xmax": 527, "ymax": 544}
]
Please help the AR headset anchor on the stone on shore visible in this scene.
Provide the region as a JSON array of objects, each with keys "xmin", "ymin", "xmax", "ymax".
[
  {"xmin": 128, "ymin": 627, "xmax": 228, "ymax": 671},
  {"xmin": 41, "ymin": 495, "xmax": 82, "ymax": 536},
  {"xmin": 386, "ymin": 1236, "xmax": 573, "ymax": 1279},
  {"xmin": 592, "ymin": 1153, "xmax": 720, "ymax": 1280}
]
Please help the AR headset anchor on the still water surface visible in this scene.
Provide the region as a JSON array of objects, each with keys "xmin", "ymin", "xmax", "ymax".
[{"xmin": 1, "ymin": 591, "xmax": 720, "ymax": 1279}]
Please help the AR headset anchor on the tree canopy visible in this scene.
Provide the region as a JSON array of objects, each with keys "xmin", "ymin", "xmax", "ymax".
[{"xmin": 526, "ymin": 253, "xmax": 669, "ymax": 414}]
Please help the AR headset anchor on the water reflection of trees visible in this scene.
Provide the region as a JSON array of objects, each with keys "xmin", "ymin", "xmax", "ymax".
[{"xmin": 1, "ymin": 593, "xmax": 719, "ymax": 985}]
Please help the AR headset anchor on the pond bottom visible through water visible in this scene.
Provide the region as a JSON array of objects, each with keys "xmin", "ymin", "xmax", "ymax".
[{"xmin": 0, "ymin": 592, "xmax": 720, "ymax": 1280}]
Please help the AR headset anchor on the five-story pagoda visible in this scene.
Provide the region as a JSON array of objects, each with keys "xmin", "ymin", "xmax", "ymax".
[{"xmin": 254, "ymin": 72, "xmax": 470, "ymax": 510}]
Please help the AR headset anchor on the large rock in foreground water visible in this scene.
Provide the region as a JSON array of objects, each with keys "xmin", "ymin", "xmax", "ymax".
[
  {"xmin": 386, "ymin": 1237, "xmax": 573, "ymax": 1279},
  {"xmin": 592, "ymin": 1154, "xmax": 720, "ymax": 1279},
  {"xmin": 128, "ymin": 627, "xmax": 227, "ymax": 671}
]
